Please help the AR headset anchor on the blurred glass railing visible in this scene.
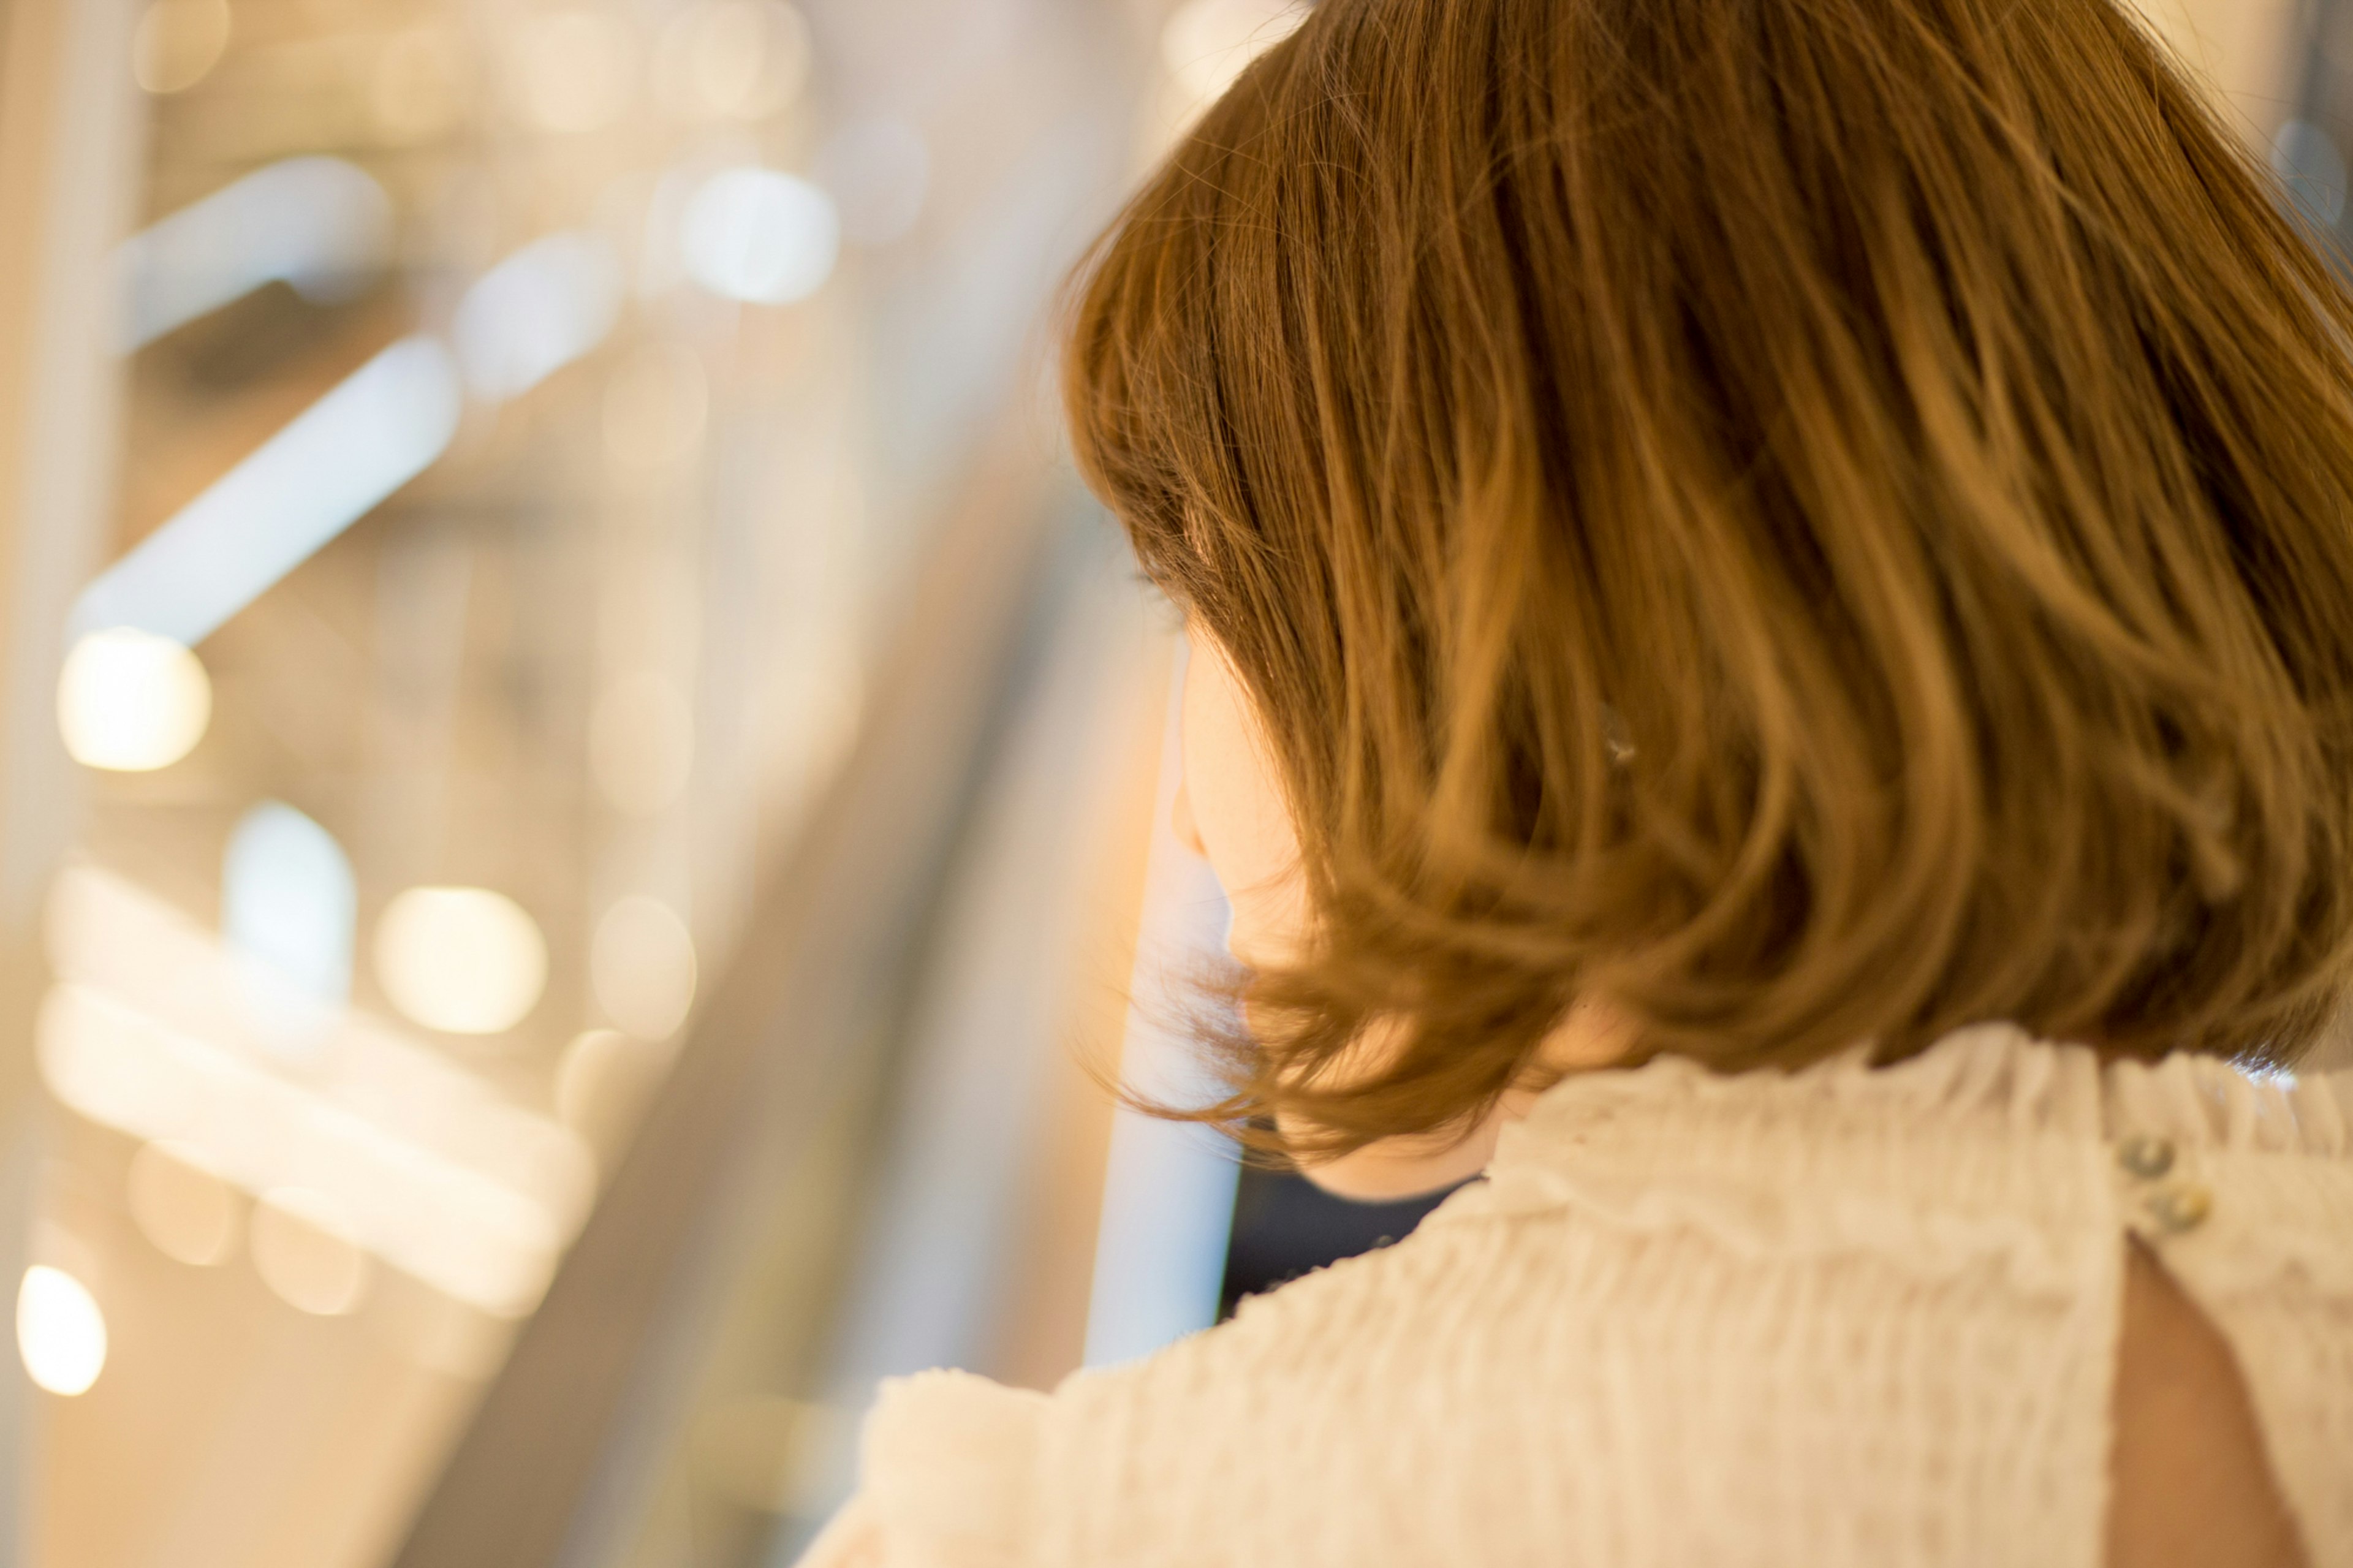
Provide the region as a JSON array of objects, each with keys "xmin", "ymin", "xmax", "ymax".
[{"xmin": 388, "ymin": 418, "xmax": 1104, "ymax": 1568}]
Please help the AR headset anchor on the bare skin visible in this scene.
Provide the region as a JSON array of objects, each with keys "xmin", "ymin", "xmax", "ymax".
[
  {"xmin": 2112, "ymin": 1243, "xmax": 2308, "ymax": 1568},
  {"xmin": 1175, "ymin": 629, "xmax": 2312, "ymax": 1566}
]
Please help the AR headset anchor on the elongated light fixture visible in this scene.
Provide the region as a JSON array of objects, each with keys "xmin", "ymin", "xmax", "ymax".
[
  {"xmin": 67, "ymin": 335, "xmax": 460, "ymax": 648},
  {"xmin": 115, "ymin": 156, "xmax": 392, "ymax": 352}
]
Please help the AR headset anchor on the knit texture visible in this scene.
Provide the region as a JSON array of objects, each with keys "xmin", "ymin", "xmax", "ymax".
[{"xmin": 804, "ymin": 1025, "xmax": 2353, "ymax": 1567}]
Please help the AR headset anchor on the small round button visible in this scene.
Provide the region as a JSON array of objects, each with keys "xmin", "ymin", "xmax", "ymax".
[
  {"xmin": 2116, "ymin": 1135, "xmax": 2175, "ymax": 1180},
  {"xmin": 2147, "ymin": 1182, "xmax": 2213, "ymax": 1235}
]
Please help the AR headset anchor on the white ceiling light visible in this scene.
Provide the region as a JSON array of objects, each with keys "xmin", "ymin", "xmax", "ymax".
[
  {"xmin": 374, "ymin": 886, "xmax": 548, "ymax": 1036},
  {"xmin": 17, "ymin": 1267, "xmax": 106, "ymax": 1396},
  {"xmin": 454, "ymin": 232, "xmax": 625, "ymax": 403},
  {"xmin": 222, "ymin": 801, "xmax": 357, "ymax": 1056},
  {"xmin": 56, "ymin": 627, "xmax": 211, "ymax": 772},
  {"xmin": 68, "ymin": 336, "xmax": 462, "ymax": 650},
  {"xmin": 681, "ymin": 168, "xmax": 839, "ymax": 305}
]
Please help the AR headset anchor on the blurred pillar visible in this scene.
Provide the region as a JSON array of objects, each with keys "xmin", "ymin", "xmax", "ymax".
[
  {"xmin": 0, "ymin": 0, "xmax": 143, "ymax": 1560},
  {"xmin": 0, "ymin": 0, "xmax": 141, "ymax": 1083}
]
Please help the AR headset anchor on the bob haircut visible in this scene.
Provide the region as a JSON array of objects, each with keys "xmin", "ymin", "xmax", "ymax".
[{"xmin": 1064, "ymin": 0, "xmax": 2353, "ymax": 1156}]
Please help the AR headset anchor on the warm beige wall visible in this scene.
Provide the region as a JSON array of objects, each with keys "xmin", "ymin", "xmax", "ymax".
[{"xmin": 2128, "ymin": 0, "xmax": 2302, "ymax": 145}]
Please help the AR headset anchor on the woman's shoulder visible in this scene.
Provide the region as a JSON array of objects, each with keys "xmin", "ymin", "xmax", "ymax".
[
  {"xmin": 854, "ymin": 1025, "xmax": 2353, "ymax": 1431},
  {"xmin": 839, "ymin": 1369, "xmax": 1050, "ymax": 1568},
  {"xmin": 807, "ymin": 1029, "xmax": 2353, "ymax": 1567},
  {"xmin": 803, "ymin": 1231, "xmax": 1464, "ymax": 1568},
  {"xmin": 872, "ymin": 1194, "xmax": 1502, "ymax": 1442}
]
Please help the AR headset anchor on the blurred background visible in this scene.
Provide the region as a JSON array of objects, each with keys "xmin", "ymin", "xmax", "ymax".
[{"xmin": 0, "ymin": 0, "xmax": 2327, "ymax": 1563}]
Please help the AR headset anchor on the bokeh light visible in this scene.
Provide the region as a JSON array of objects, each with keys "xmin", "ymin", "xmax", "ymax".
[
  {"xmin": 510, "ymin": 10, "xmax": 637, "ymax": 134},
  {"xmin": 249, "ymin": 1189, "xmax": 369, "ymax": 1316},
  {"xmin": 374, "ymin": 887, "xmax": 548, "ymax": 1036},
  {"xmin": 127, "ymin": 1142, "xmax": 240, "ymax": 1267},
  {"xmin": 223, "ymin": 801, "xmax": 357, "ymax": 1050},
  {"xmin": 131, "ymin": 0, "xmax": 230, "ymax": 96},
  {"xmin": 555, "ymin": 1028, "xmax": 673, "ymax": 1159},
  {"xmin": 371, "ymin": 28, "xmax": 470, "ymax": 144},
  {"xmin": 18, "ymin": 1267, "xmax": 107, "ymax": 1396},
  {"xmin": 56, "ymin": 627, "xmax": 211, "ymax": 773},
  {"xmin": 592, "ymin": 896, "xmax": 699, "ymax": 1040},
  {"xmin": 40, "ymin": 866, "xmax": 596, "ymax": 1319},
  {"xmin": 681, "ymin": 168, "xmax": 839, "ymax": 305},
  {"xmin": 651, "ymin": 1, "xmax": 809, "ymax": 122}
]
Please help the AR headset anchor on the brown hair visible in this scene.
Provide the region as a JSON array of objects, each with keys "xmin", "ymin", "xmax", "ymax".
[{"xmin": 1064, "ymin": 0, "xmax": 2353, "ymax": 1156}]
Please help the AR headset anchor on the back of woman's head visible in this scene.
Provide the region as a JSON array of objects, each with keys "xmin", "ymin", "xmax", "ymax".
[{"xmin": 1064, "ymin": 0, "xmax": 2353, "ymax": 1153}]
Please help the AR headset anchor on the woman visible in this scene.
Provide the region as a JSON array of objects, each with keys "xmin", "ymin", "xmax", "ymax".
[{"xmin": 805, "ymin": 0, "xmax": 2353, "ymax": 1561}]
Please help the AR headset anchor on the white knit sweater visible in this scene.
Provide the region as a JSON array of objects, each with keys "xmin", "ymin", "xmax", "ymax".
[{"xmin": 798, "ymin": 1024, "xmax": 2353, "ymax": 1567}]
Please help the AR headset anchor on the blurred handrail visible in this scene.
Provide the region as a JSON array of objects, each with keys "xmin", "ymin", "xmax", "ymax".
[{"xmin": 387, "ymin": 420, "xmax": 1066, "ymax": 1568}]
